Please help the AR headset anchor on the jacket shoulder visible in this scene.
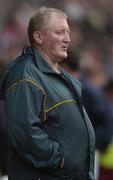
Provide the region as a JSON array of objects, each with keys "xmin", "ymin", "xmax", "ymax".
[{"xmin": 2, "ymin": 54, "xmax": 41, "ymax": 91}]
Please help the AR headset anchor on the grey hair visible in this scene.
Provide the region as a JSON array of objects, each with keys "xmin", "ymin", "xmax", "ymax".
[{"xmin": 28, "ymin": 6, "xmax": 67, "ymax": 45}]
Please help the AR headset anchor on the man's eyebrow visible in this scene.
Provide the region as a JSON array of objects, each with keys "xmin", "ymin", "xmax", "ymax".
[{"xmin": 58, "ymin": 28, "xmax": 70, "ymax": 33}]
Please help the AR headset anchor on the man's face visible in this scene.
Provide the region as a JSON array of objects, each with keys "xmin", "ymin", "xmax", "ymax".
[{"xmin": 41, "ymin": 14, "xmax": 71, "ymax": 63}]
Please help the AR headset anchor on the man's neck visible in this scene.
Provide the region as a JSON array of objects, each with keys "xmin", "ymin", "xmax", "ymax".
[{"xmin": 37, "ymin": 47, "xmax": 60, "ymax": 73}]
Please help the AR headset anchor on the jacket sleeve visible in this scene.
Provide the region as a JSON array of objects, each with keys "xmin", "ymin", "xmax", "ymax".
[{"xmin": 6, "ymin": 80, "xmax": 63, "ymax": 169}]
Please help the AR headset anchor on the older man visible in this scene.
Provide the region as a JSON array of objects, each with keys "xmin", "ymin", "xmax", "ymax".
[{"xmin": 0, "ymin": 7, "xmax": 95, "ymax": 180}]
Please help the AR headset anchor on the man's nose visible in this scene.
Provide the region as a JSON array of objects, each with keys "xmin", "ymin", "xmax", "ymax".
[{"xmin": 64, "ymin": 33, "xmax": 71, "ymax": 43}]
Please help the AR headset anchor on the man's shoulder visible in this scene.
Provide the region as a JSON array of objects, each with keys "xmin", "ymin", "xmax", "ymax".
[
  {"xmin": 9, "ymin": 53, "xmax": 38, "ymax": 76},
  {"xmin": 2, "ymin": 53, "xmax": 41, "ymax": 90},
  {"xmin": 11, "ymin": 53, "xmax": 34, "ymax": 72}
]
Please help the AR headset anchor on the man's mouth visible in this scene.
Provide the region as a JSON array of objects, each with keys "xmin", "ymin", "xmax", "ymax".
[{"xmin": 61, "ymin": 46, "xmax": 67, "ymax": 51}]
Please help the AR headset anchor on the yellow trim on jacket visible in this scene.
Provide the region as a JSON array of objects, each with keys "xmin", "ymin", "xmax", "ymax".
[
  {"xmin": 7, "ymin": 79, "xmax": 45, "ymax": 92},
  {"xmin": 45, "ymin": 99, "xmax": 77, "ymax": 113}
]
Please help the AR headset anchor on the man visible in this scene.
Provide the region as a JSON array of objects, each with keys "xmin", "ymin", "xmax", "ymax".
[{"xmin": 0, "ymin": 7, "xmax": 95, "ymax": 180}]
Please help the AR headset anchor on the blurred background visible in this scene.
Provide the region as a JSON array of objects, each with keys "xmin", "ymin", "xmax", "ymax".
[{"xmin": 0, "ymin": 0, "xmax": 113, "ymax": 179}]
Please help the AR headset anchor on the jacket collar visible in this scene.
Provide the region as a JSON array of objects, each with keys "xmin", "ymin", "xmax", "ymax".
[
  {"xmin": 22, "ymin": 46, "xmax": 81, "ymax": 97},
  {"xmin": 22, "ymin": 45, "xmax": 61, "ymax": 74}
]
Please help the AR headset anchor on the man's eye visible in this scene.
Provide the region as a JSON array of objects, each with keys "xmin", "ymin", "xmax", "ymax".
[
  {"xmin": 55, "ymin": 30, "xmax": 70, "ymax": 35},
  {"xmin": 56, "ymin": 31, "xmax": 63, "ymax": 35}
]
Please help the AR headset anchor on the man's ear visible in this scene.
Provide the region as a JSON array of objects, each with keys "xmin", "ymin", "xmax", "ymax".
[{"xmin": 33, "ymin": 31, "xmax": 43, "ymax": 45}]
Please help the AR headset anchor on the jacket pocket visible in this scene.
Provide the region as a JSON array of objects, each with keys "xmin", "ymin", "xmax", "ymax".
[{"xmin": 62, "ymin": 150, "xmax": 75, "ymax": 173}]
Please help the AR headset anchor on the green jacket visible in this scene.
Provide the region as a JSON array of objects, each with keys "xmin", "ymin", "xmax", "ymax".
[{"xmin": 0, "ymin": 46, "xmax": 95, "ymax": 180}]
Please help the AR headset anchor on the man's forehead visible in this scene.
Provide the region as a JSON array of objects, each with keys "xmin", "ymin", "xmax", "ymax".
[
  {"xmin": 48, "ymin": 14, "xmax": 69, "ymax": 27},
  {"xmin": 48, "ymin": 13, "xmax": 66, "ymax": 22}
]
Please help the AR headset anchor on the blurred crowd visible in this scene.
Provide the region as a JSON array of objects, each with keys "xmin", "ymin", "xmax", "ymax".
[{"xmin": 0, "ymin": 0, "xmax": 113, "ymax": 179}]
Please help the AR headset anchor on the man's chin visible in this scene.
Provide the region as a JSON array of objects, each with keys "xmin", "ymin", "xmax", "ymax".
[
  {"xmin": 60, "ymin": 52, "xmax": 67, "ymax": 59},
  {"xmin": 55, "ymin": 52, "xmax": 67, "ymax": 62}
]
